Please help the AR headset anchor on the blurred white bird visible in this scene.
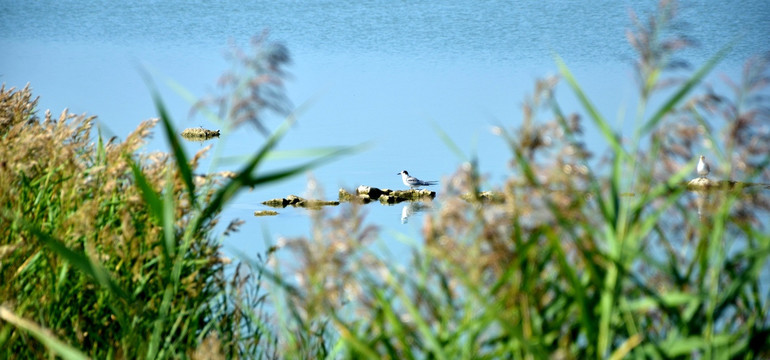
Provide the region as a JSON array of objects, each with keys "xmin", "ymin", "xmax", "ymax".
[
  {"xmin": 397, "ymin": 170, "xmax": 437, "ymax": 189},
  {"xmin": 697, "ymin": 155, "xmax": 710, "ymax": 178}
]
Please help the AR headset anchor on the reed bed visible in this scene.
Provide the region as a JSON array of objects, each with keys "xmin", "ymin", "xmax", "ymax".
[{"xmin": 0, "ymin": 84, "xmax": 264, "ymax": 359}]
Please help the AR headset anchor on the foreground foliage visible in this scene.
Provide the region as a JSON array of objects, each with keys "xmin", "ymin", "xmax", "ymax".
[{"xmin": 0, "ymin": 84, "xmax": 247, "ymax": 358}]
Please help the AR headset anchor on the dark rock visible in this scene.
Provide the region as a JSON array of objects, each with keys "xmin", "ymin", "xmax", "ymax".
[
  {"xmin": 262, "ymin": 198, "xmax": 290, "ymax": 208},
  {"xmin": 285, "ymin": 194, "xmax": 303, "ymax": 205},
  {"xmin": 355, "ymin": 185, "xmax": 393, "ymax": 200}
]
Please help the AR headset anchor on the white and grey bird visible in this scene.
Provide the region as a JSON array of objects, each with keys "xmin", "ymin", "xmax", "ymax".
[
  {"xmin": 397, "ymin": 170, "xmax": 438, "ymax": 189},
  {"xmin": 697, "ymin": 155, "xmax": 710, "ymax": 178}
]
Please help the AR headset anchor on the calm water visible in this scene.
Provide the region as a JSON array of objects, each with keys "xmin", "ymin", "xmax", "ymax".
[{"xmin": 2, "ymin": 0, "xmax": 768, "ymax": 257}]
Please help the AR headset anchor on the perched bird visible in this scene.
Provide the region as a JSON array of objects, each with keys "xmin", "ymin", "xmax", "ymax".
[
  {"xmin": 397, "ymin": 170, "xmax": 437, "ymax": 189},
  {"xmin": 697, "ymin": 155, "xmax": 710, "ymax": 178}
]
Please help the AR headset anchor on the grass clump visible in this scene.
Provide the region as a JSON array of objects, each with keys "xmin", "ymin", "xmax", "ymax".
[{"xmin": 0, "ymin": 84, "xmax": 250, "ymax": 358}]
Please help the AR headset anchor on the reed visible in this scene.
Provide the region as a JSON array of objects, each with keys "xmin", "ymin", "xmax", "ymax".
[{"xmin": 0, "ymin": 83, "xmax": 248, "ymax": 358}]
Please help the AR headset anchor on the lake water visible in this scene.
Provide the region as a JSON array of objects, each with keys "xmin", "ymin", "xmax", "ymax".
[{"xmin": 2, "ymin": 0, "xmax": 768, "ymax": 257}]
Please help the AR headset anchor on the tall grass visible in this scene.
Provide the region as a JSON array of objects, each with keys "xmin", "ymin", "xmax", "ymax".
[
  {"xmin": 0, "ymin": 84, "xmax": 248, "ymax": 359},
  {"xmin": 257, "ymin": 1, "xmax": 770, "ymax": 358}
]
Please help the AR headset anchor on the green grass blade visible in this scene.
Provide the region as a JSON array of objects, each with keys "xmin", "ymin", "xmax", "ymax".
[
  {"xmin": 146, "ymin": 286, "xmax": 175, "ymax": 360},
  {"xmin": 245, "ymin": 146, "xmax": 363, "ymax": 187},
  {"xmin": 640, "ymin": 44, "xmax": 731, "ymax": 135},
  {"xmin": 545, "ymin": 227, "xmax": 597, "ymax": 353},
  {"xmin": 165, "ymin": 76, "xmax": 226, "ymax": 126},
  {"xmin": 127, "ymin": 157, "xmax": 178, "ymax": 271},
  {"xmin": 383, "ymin": 269, "xmax": 448, "ymax": 360},
  {"xmin": 162, "ymin": 171, "xmax": 177, "ymax": 260},
  {"xmin": 326, "ymin": 311, "xmax": 380, "ymax": 359},
  {"xmin": 372, "ymin": 288, "xmax": 416, "ymax": 360},
  {"xmin": 609, "ymin": 153, "xmax": 623, "ymax": 231},
  {"xmin": 431, "ymin": 121, "xmax": 468, "ymax": 162},
  {"xmin": 96, "ymin": 126, "xmax": 106, "ymax": 165},
  {"xmin": 265, "ymin": 146, "xmax": 368, "ymax": 161},
  {"xmin": 141, "ymin": 68, "xmax": 198, "ymax": 207},
  {"xmin": 555, "ymin": 55, "xmax": 625, "ymax": 156},
  {"xmin": 502, "ymin": 130, "xmax": 540, "ymax": 186},
  {"xmin": 0, "ymin": 306, "xmax": 89, "ymax": 360},
  {"xmin": 126, "ymin": 157, "xmax": 163, "ymax": 225},
  {"xmin": 609, "ymin": 334, "xmax": 642, "ymax": 360},
  {"xmin": 598, "ymin": 256, "xmax": 619, "ymax": 358},
  {"xmin": 3, "ymin": 212, "xmax": 132, "ymax": 307}
]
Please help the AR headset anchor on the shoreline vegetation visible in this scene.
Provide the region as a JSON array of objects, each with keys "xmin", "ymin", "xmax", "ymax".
[{"xmin": 2, "ymin": 2, "xmax": 770, "ymax": 359}]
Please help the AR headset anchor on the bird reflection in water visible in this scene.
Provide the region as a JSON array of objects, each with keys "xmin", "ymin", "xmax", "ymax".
[{"xmin": 401, "ymin": 202, "xmax": 432, "ymax": 224}]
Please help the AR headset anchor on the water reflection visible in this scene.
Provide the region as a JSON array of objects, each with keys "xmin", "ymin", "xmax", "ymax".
[
  {"xmin": 688, "ymin": 179, "xmax": 770, "ymax": 222},
  {"xmin": 694, "ymin": 190, "xmax": 707, "ymax": 221},
  {"xmin": 401, "ymin": 201, "xmax": 432, "ymax": 224}
]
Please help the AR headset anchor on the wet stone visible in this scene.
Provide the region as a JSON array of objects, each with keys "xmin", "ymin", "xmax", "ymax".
[
  {"xmin": 341, "ymin": 186, "xmax": 435, "ymax": 204},
  {"xmin": 254, "ymin": 210, "xmax": 279, "ymax": 216},
  {"xmin": 181, "ymin": 127, "xmax": 221, "ymax": 140},
  {"xmin": 261, "ymin": 195, "xmax": 339, "ymax": 209}
]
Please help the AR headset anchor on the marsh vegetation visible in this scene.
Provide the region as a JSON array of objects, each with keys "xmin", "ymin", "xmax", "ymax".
[{"xmin": 2, "ymin": 2, "xmax": 769, "ymax": 359}]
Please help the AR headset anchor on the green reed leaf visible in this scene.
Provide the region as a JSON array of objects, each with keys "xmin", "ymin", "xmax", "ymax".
[
  {"xmin": 146, "ymin": 285, "xmax": 175, "ymax": 360},
  {"xmin": 609, "ymin": 334, "xmax": 642, "ymax": 360},
  {"xmin": 246, "ymin": 147, "xmax": 361, "ymax": 187},
  {"xmin": 431, "ymin": 121, "xmax": 469, "ymax": 162},
  {"xmin": 152, "ymin": 86, "xmax": 197, "ymax": 208},
  {"xmin": 0, "ymin": 306, "xmax": 89, "ymax": 360},
  {"xmin": 127, "ymin": 156, "xmax": 178, "ymax": 272},
  {"xmin": 162, "ymin": 171, "xmax": 177, "ymax": 260},
  {"xmin": 545, "ymin": 226, "xmax": 597, "ymax": 354},
  {"xmin": 384, "ymin": 268, "xmax": 448, "ymax": 360},
  {"xmin": 640, "ymin": 44, "xmax": 732, "ymax": 135},
  {"xmin": 556, "ymin": 55, "xmax": 625, "ymax": 157},
  {"xmin": 165, "ymin": 77, "xmax": 225, "ymax": 126},
  {"xmin": 373, "ymin": 288, "xmax": 416, "ymax": 360},
  {"xmin": 327, "ymin": 310, "xmax": 380, "ymax": 359},
  {"xmin": 96, "ymin": 126, "xmax": 106, "ymax": 165},
  {"xmin": 264, "ymin": 146, "xmax": 365, "ymax": 160},
  {"xmin": 127, "ymin": 157, "xmax": 163, "ymax": 224},
  {"xmin": 6, "ymin": 212, "xmax": 132, "ymax": 306}
]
